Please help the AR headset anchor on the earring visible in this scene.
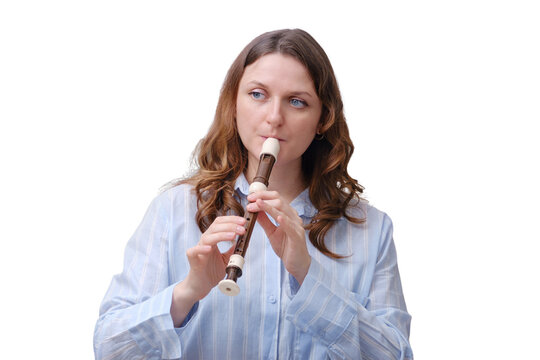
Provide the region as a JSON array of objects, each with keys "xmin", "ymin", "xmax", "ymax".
[{"xmin": 315, "ymin": 131, "xmax": 324, "ymax": 141}]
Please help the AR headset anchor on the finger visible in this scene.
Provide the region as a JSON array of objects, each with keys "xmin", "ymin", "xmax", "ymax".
[
  {"xmin": 251, "ymin": 198, "xmax": 287, "ymax": 225},
  {"xmin": 248, "ymin": 196, "xmax": 285, "ymax": 214},
  {"xmin": 248, "ymin": 192, "xmax": 298, "ymax": 219},
  {"xmin": 247, "ymin": 190, "xmax": 280, "ymax": 202},
  {"xmin": 256, "ymin": 210, "xmax": 278, "ymax": 237},
  {"xmin": 277, "ymin": 213, "xmax": 305, "ymax": 240},
  {"xmin": 201, "ymin": 223, "xmax": 247, "ymax": 246},
  {"xmin": 200, "ymin": 231, "xmax": 238, "ymax": 246},
  {"xmin": 254, "ymin": 199, "xmax": 304, "ymax": 241},
  {"xmin": 206, "ymin": 222, "xmax": 247, "ymax": 237},
  {"xmin": 211, "ymin": 216, "xmax": 247, "ymax": 226},
  {"xmin": 245, "ymin": 201, "xmax": 262, "ymax": 213}
]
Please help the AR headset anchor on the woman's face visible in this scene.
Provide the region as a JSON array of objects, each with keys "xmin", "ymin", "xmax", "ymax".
[{"xmin": 236, "ymin": 53, "xmax": 322, "ymax": 171}]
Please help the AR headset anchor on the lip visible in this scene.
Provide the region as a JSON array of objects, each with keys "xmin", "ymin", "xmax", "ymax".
[{"xmin": 261, "ymin": 135, "xmax": 285, "ymax": 142}]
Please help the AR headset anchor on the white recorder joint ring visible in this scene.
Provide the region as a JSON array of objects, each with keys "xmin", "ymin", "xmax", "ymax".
[
  {"xmin": 227, "ymin": 254, "xmax": 245, "ymax": 269},
  {"xmin": 248, "ymin": 182, "xmax": 267, "ymax": 194},
  {"xmin": 218, "ymin": 255, "xmax": 245, "ymax": 296}
]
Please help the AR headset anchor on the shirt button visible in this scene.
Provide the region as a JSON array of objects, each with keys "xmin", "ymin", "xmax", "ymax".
[{"xmin": 268, "ymin": 295, "xmax": 276, "ymax": 304}]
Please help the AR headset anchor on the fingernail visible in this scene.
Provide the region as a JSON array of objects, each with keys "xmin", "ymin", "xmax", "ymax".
[{"xmin": 236, "ymin": 226, "xmax": 245, "ymax": 233}]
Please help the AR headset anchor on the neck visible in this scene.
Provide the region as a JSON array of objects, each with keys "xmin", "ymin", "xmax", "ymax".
[{"xmin": 245, "ymin": 157, "xmax": 306, "ymax": 204}]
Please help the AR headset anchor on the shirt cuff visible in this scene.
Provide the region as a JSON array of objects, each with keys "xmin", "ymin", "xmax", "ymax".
[
  {"xmin": 127, "ymin": 284, "xmax": 182, "ymax": 359},
  {"xmin": 285, "ymin": 258, "xmax": 358, "ymax": 346},
  {"xmin": 175, "ymin": 301, "xmax": 199, "ymax": 333}
]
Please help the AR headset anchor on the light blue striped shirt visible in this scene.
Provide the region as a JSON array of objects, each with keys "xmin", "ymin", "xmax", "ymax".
[{"xmin": 94, "ymin": 174, "xmax": 413, "ymax": 359}]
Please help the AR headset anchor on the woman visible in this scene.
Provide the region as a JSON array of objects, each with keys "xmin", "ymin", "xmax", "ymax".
[{"xmin": 94, "ymin": 29, "xmax": 413, "ymax": 360}]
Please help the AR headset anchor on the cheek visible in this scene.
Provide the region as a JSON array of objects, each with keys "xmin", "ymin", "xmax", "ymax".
[
  {"xmin": 235, "ymin": 111, "xmax": 259, "ymax": 152},
  {"xmin": 236, "ymin": 115, "xmax": 256, "ymax": 138},
  {"xmin": 235, "ymin": 118, "xmax": 249, "ymax": 145},
  {"xmin": 286, "ymin": 124, "xmax": 317, "ymax": 154},
  {"xmin": 235, "ymin": 100, "xmax": 250, "ymax": 135},
  {"xmin": 294, "ymin": 116, "xmax": 320, "ymax": 152},
  {"xmin": 293, "ymin": 114, "xmax": 319, "ymax": 136},
  {"xmin": 236, "ymin": 98, "xmax": 257, "ymax": 126}
]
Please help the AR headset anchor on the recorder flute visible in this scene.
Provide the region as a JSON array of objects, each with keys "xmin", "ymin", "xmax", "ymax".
[{"xmin": 218, "ymin": 137, "xmax": 280, "ymax": 296}]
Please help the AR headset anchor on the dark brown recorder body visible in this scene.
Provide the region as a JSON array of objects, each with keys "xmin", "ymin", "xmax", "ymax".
[{"xmin": 218, "ymin": 138, "xmax": 280, "ymax": 296}]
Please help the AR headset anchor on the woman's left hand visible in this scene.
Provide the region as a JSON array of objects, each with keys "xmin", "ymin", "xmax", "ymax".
[{"xmin": 246, "ymin": 190, "xmax": 311, "ymax": 285}]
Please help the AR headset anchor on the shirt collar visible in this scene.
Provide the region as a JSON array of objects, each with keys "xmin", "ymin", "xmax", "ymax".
[{"xmin": 234, "ymin": 173, "xmax": 317, "ymax": 218}]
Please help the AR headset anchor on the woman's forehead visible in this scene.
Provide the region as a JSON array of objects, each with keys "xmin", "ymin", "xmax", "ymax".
[{"xmin": 240, "ymin": 53, "xmax": 316, "ymax": 93}]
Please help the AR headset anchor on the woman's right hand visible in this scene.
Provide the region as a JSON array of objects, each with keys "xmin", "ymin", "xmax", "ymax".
[
  {"xmin": 184, "ymin": 215, "xmax": 247, "ymax": 299},
  {"xmin": 171, "ymin": 216, "xmax": 246, "ymax": 326}
]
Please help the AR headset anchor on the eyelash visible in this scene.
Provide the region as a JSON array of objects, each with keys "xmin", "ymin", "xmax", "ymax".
[
  {"xmin": 249, "ymin": 91, "xmax": 308, "ymax": 108},
  {"xmin": 290, "ymin": 98, "xmax": 307, "ymax": 108},
  {"xmin": 249, "ymin": 91, "xmax": 265, "ymax": 100}
]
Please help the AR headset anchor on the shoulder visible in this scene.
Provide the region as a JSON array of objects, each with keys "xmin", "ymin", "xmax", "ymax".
[
  {"xmin": 341, "ymin": 201, "xmax": 396, "ymax": 261},
  {"xmin": 147, "ymin": 182, "xmax": 198, "ymax": 216},
  {"xmin": 160, "ymin": 181, "xmax": 196, "ymax": 204},
  {"xmin": 345, "ymin": 198, "xmax": 394, "ymax": 233},
  {"xmin": 345, "ymin": 197, "xmax": 390, "ymax": 220}
]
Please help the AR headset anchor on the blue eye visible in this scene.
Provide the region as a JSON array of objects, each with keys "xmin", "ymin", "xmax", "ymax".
[
  {"xmin": 250, "ymin": 91, "xmax": 264, "ymax": 100},
  {"xmin": 290, "ymin": 98, "xmax": 307, "ymax": 108}
]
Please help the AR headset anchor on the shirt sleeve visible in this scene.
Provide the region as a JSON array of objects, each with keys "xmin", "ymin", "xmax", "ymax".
[
  {"xmin": 93, "ymin": 192, "xmax": 183, "ymax": 360},
  {"xmin": 286, "ymin": 214, "xmax": 413, "ymax": 360}
]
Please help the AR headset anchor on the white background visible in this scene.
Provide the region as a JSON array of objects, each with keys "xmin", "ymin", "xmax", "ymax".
[{"xmin": 1, "ymin": 1, "xmax": 539, "ymax": 358}]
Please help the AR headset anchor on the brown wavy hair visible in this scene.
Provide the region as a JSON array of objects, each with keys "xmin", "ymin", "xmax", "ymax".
[{"xmin": 179, "ymin": 29, "xmax": 365, "ymax": 258}]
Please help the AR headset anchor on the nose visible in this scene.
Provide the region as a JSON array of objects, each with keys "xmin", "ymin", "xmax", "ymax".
[{"xmin": 266, "ymin": 98, "xmax": 284, "ymax": 127}]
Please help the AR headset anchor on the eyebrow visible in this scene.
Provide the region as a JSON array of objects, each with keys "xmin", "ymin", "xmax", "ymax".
[{"xmin": 245, "ymin": 80, "xmax": 316, "ymax": 99}]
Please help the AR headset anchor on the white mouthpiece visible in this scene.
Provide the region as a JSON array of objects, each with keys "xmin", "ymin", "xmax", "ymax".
[{"xmin": 260, "ymin": 138, "xmax": 280, "ymax": 159}]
